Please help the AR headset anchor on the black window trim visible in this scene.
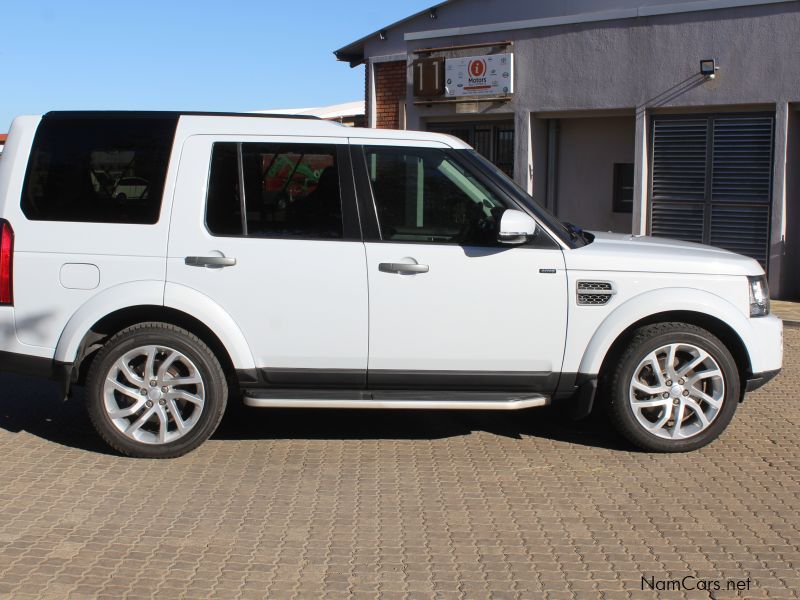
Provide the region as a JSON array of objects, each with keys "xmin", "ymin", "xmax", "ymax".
[
  {"xmin": 352, "ymin": 143, "xmax": 561, "ymax": 250},
  {"xmin": 203, "ymin": 140, "xmax": 362, "ymax": 242},
  {"xmin": 21, "ymin": 113, "xmax": 178, "ymax": 225},
  {"xmin": 349, "ymin": 145, "xmax": 382, "ymax": 241}
]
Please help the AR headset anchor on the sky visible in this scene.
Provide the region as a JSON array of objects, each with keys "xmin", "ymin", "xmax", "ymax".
[{"xmin": 0, "ymin": 0, "xmax": 434, "ymax": 129}]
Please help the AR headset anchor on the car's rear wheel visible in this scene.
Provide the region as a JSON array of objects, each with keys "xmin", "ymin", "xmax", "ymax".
[
  {"xmin": 607, "ymin": 322, "xmax": 740, "ymax": 452},
  {"xmin": 86, "ymin": 323, "xmax": 227, "ymax": 458}
]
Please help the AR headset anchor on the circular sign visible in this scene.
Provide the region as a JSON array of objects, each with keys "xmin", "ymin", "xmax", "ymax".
[{"xmin": 468, "ymin": 59, "xmax": 487, "ymax": 78}]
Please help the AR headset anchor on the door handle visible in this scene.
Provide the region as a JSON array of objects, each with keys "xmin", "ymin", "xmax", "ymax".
[
  {"xmin": 185, "ymin": 256, "xmax": 237, "ymax": 268},
  {"xmin": 379, "ymin": 262, "xmax": 429, "ymax": 274}
]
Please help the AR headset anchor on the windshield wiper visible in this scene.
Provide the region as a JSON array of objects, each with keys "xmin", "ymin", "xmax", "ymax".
[
  {"xmin": 563, "ymin": 221, "xmax": 582, "ymax": 240},
  {"xmin": 562, "ymin": 222, "xmax": 592, "ymax": 246}
]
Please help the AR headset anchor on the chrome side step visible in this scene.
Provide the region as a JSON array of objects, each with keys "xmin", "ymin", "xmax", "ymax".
[{"xmin": 242, "ymin": 390, "xmax": 549, "ymax": 410}]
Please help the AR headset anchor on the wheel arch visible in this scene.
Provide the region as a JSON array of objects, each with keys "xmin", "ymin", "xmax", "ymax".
[
  {"xmin": 70, "ymin": 305, "xmax": 249, "ymax": 388},
  {"xmin": 577, "ymin": 288, "xmax": 754, "ymax": 386},
  {"xmin": 594, "ymin": 310, "xmax": 752, "ymax": 396},
  {"xmin": 55, "ymin": 283, "xmax": 257, "ymax": 391}
]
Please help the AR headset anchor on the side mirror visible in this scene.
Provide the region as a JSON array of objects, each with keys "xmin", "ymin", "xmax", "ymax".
[{"xmin": 498, "ymin": 209, "xmax": 537, "ymax": 245}]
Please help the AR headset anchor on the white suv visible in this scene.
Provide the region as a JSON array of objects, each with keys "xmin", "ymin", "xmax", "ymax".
[{"xmin": 0, "ymin": 111, "xmax": 783, "ymax": 458}]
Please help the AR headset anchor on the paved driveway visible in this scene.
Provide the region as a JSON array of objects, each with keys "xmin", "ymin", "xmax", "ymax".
[{"xmin": 0, "ymin": 328, "xmax": 798, "ymax": 599}]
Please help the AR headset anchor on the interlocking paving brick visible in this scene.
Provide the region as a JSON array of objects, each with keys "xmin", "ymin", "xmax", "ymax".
[{"xmin": 0, "ymin": 328, "xmax": 798, "ymax": 598}]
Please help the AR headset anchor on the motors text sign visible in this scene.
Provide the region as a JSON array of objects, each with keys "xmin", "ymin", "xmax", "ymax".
[{"xmin": 445, "ymin": 53, "xmax": 513, "ymax": 97}]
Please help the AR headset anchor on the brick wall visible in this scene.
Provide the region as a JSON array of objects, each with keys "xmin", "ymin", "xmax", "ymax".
[
  {"xmin": 364, "ymin": 64, "xmax": 370, "ymax": 128},
  {"xmin": 373, "ymin": 61, "xmax": 406, "ymax": 129}
]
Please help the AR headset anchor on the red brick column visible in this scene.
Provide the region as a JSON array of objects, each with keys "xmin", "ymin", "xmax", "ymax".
[
  {"xmin": 364, "ymin": 64, "xmax": 371, "ymax": 128},
  {"xmin": 373, "ymin": 61, "xmax": 406, "ymax": 130}
]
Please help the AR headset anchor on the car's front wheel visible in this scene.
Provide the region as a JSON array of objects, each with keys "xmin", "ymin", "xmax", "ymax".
[
  {"xmin": 86, "ymin": 323, "xmax": 228, "ymax": 458},
  {"xmin": 607, "ymin": 322, "xmax": 740, "ymax": 452}
]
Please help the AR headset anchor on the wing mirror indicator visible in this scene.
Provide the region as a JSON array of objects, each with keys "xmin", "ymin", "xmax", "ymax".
[{"xmin": 497, "ymin": 209, "xmax": 537, "ymax": 245}]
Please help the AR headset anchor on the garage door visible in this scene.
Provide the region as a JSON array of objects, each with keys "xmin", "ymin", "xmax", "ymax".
[{"xmin": 649, "ymin": 114, "xmax": 774, "ymax": 268}]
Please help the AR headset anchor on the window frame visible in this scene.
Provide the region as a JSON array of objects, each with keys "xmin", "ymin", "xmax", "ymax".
[
  {"xmin": 351, "ymin": 144, "xmax": 560, "ymax": 250},
  {"xmin": 203, "ymin": 140, "xmax": 362, "ymax": 242},
  {"xmin": 612, "ymin": 162, "xmax": 634, "ymax": 214}
]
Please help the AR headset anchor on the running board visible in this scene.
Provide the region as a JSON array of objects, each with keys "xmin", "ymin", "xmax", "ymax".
[{"xmin": 242, "ymin": 389, "xmax": 549, "ymax": 410}]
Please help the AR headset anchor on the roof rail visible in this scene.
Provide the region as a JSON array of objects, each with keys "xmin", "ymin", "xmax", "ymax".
[{"xmin": 43, "ymin": 110, "xmax": 321, "ymax": 121}]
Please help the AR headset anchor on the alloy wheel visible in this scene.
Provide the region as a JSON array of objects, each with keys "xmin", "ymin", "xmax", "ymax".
[
  {"xmin": 103, "ymin": 345, "xmax": 206, "ymax": 445},
  {"xmin": 628, "ymin": 343, "xmax": 725, "ymax": 440}
]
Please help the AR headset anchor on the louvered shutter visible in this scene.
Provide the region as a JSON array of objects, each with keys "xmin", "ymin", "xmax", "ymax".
[
  {"xmin": 650, "ymin": 119, "xmax": 708, "ymax": 243},
  {"xmin": 709, "ymin": 116, "xmax": 773, "ymax": 267},
  {"xmin": 650, "ymin": 114, "xmax": 774, "ymax": 269}
]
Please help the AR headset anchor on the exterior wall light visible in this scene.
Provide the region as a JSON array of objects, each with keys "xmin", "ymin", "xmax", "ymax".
[
  {"xmin": 700, "ymin": 59, "xmax": 719, "ymax": 79},
  {"xmin": 429, "ymin": 8, "xmax": 438, "ymax": 19},
  {"xmin": 379, "ymin": 30, "xmax": 387, "ymax": 41}
]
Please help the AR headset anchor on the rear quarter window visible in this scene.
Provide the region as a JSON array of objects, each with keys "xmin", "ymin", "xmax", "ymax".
[{"xmin": 21, "ymin": 115, "xmax": 178, "ymax": 224}]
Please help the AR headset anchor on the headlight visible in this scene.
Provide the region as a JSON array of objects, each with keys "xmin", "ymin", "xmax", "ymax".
[{"xmin": 748, "ymin": 275, "xmax": 770, "ymax": 317}]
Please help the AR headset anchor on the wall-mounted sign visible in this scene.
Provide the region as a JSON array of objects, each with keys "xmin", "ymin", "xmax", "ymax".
[
  {"xmin": 412, "ymin": 57, "xmax": 445, "ymax": 97},
  {"xmin": 445, "ymin": 53, "xmax": 513, "ymax": 97}
]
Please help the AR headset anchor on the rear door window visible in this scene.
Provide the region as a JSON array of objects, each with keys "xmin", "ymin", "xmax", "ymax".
[
  {"xmin": 21, "ymin": 114, "xmax": 177, "ymax": 224},
  {"xmin": 206, "ymin": 142, "xmax": 343, "ymax": 239}
]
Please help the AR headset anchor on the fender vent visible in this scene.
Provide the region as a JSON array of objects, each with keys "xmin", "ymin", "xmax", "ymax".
[{"xmin": 577, "ymin": 281, "xmax": 615, "ymax": 306}]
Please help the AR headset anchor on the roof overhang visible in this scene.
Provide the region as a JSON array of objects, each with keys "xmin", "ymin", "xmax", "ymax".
[{"xmin": 333, "ymin": 0, "xmax": 451, "ymax": 66}]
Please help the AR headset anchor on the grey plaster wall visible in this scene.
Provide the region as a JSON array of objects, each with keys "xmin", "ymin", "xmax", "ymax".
[
  {"xmin": 360, "ymin": 0, "xmax": 787, "ymax": 57},
  {"xmin": 555, "ymin": 117, "xmax": 636, "ymax": 232},
  {"xmin": 398, "ymin": 1, "xmax": 800, "ymax": 221},
  {"xmin": 399, "ymin": 2, "xmax": 800, "ymax": 130}
]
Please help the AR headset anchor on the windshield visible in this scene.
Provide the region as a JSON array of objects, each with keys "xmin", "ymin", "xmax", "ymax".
[{"xmin": 460, "ymin": 149, "xmax": 588, "ymax": 247}]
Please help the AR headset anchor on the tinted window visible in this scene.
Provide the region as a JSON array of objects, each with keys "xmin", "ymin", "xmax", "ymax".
[
  {"xmin": 364, "ymin": 146, "xmax": 506, "ymax": 245},
  {"xmin": 206, "ymin": 142, "xmax": 343, "ymax": 239},
  {"xmin": 21, "ymin": 116, "xmax": 177, "ymax": 224},
  {"xmin": 613, "ymin": 163, "xmax": 634, "ymax": 213},
  {"xmin": 206, "ymin": 143, "xmax": 242, "ymax": 236}
]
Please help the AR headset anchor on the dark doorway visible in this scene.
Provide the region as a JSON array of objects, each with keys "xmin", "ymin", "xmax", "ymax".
[{"xmin": 427, "ymin": 121, "xmax": 515, "ymax": 178}]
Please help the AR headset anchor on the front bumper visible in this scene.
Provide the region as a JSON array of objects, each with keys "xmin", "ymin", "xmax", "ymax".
[{"xmin": 747, "ymin": 314, "xmax": 783, "ymax": 374}]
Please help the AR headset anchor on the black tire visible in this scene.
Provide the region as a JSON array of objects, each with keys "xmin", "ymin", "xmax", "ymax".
[
  {"xmin": 86, "ymin": 322, "xmax": 228, "ymax": 458},
  {"xmin": 606, "ymin": 322, "xmax": 740, "ymax": 452}
]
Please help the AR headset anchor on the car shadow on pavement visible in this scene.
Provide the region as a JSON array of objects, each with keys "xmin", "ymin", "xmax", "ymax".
[
  {"xmin": 0, "ymin": 374, "xmax": 117, "ymax": 455},
  {"xmin": 214, "ymin": 404, "xmax": 631, "ymax": 451},
  {"xmin": 0, "ymin": 373, "xmax": 633, "ymax": 454}
]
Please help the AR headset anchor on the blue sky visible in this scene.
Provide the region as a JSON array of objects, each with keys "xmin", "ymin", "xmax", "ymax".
[{"xmin": 0, "ymin": 0, "xmax": 433, "ymax": 129}]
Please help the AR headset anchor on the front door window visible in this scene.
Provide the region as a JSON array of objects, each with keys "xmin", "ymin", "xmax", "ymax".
[{"xmin": 364, "ymin": 146, "xmax": 506, "ymax": 246}]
